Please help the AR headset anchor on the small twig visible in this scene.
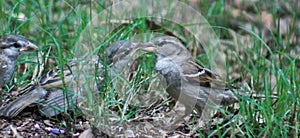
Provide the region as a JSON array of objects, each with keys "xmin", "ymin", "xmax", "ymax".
[{"xmin": 9, "ymin": 125, "xmax": 22, "ymax": 138}]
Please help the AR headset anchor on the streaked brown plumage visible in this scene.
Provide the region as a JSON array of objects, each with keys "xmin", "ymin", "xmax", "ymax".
[
  {"xmin": 142, "ymin": 36, "xmax": 239, "ymax": 116},
  {"xmin": 0, "ymin": 62, "xmax": 78, "ymax": 117}
]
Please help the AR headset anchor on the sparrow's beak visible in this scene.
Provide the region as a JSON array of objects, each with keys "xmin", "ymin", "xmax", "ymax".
[
  {"xmin": 140, "ymin": 42, "xmax": 155, "ymax": 52},
  {"xmin": 19, "ymin": 42, "xmax": 38, "ymax": 52}
]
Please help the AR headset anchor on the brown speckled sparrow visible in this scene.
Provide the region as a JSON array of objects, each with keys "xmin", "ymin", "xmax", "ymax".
[
  {"xmin": 0, "ymin": 40, "xmax": 147, "ymax": 117},
  {"xmin": 0, "ymin": 34, "xmax": 38, "ymax": 88},
  {"xmin": 142, "ymin": 36, "xmax": 239, "ymax": 117}
]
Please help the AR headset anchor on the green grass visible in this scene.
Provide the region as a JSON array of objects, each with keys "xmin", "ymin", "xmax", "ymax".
[{"xmin": 0, "ymin": 0, "xmax": 299, "ymax": 137}]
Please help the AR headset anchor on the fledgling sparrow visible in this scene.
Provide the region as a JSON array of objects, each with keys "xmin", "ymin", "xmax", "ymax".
[
  {"xmin": 142, "ymin": 36, "xmax": 240, "ymax": 117},
  {"xmin": 0, "ymin": 34, "xmax": 38, "ymax": 88},
  {"xmin": 0, "ymin": 40, "xmax": 147, "ymax": 117}
]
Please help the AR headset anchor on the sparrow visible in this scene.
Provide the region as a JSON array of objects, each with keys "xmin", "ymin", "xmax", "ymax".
[
  {"xmin": 0, "ymin": 40, "xmax": 147, "ymax": 117},
  {"xmin": 0, "ymin": 34, "xmax": 38, "ymax": 88},
  {"xmin": 142, "ymin": 36, "xmax": 240, "ymax": 117}
]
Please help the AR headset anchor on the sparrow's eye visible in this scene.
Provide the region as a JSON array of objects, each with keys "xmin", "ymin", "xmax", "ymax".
[
  {"xmin": 157, "ymin": 40, "xmax": 168, "ymax": 47},
  {"xmin": 13, "ymin": 42, "xmax": 22, "ymax": 48}
]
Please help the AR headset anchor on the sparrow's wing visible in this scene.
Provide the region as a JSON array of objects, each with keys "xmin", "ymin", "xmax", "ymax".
[
  {"xmin": 0, "ymin": 62, "xmax": 75, "ymax": 117},
  {"xmin": 37, "ymin": 62, "xmax": 79, "ymax": 117},
  {"xmin": 0, "ymin": 88, "xmax": 48, "ymax": 117},
  {"xmin": 39, "ymin": 62, "xmax": 75, "ymax": 88},
  {"xmin": 38, "ymin": 60, "xmax": 100, "ymax": 117},
  {"xmin": 39, "ymin": 89, "xmax": 79, "ymax": 117},
  {"xmin": 181, "ymin": 60, "xmax": 227, "ymax": 89}
]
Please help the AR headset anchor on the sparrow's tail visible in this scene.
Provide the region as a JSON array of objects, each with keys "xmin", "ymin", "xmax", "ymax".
[{"xmin": 0, "ymin": 88, "xmax": 48, "ymax": 117}]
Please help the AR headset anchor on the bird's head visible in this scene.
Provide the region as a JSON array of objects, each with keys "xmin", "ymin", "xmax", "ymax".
[
  {"xmin": 142, "ymin": 36, "xmax": 189, "ymax": 60},
  {"xmin": 106, "ymin": 40, "xmax": 138, "ymax": 64},
  {"xmin": 106, "ymin": 40, "xmax": 153, "ymax": 64},
  {"xmin": 0, "ymin": 34, "xmax": 38, "ymax": 59}
]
